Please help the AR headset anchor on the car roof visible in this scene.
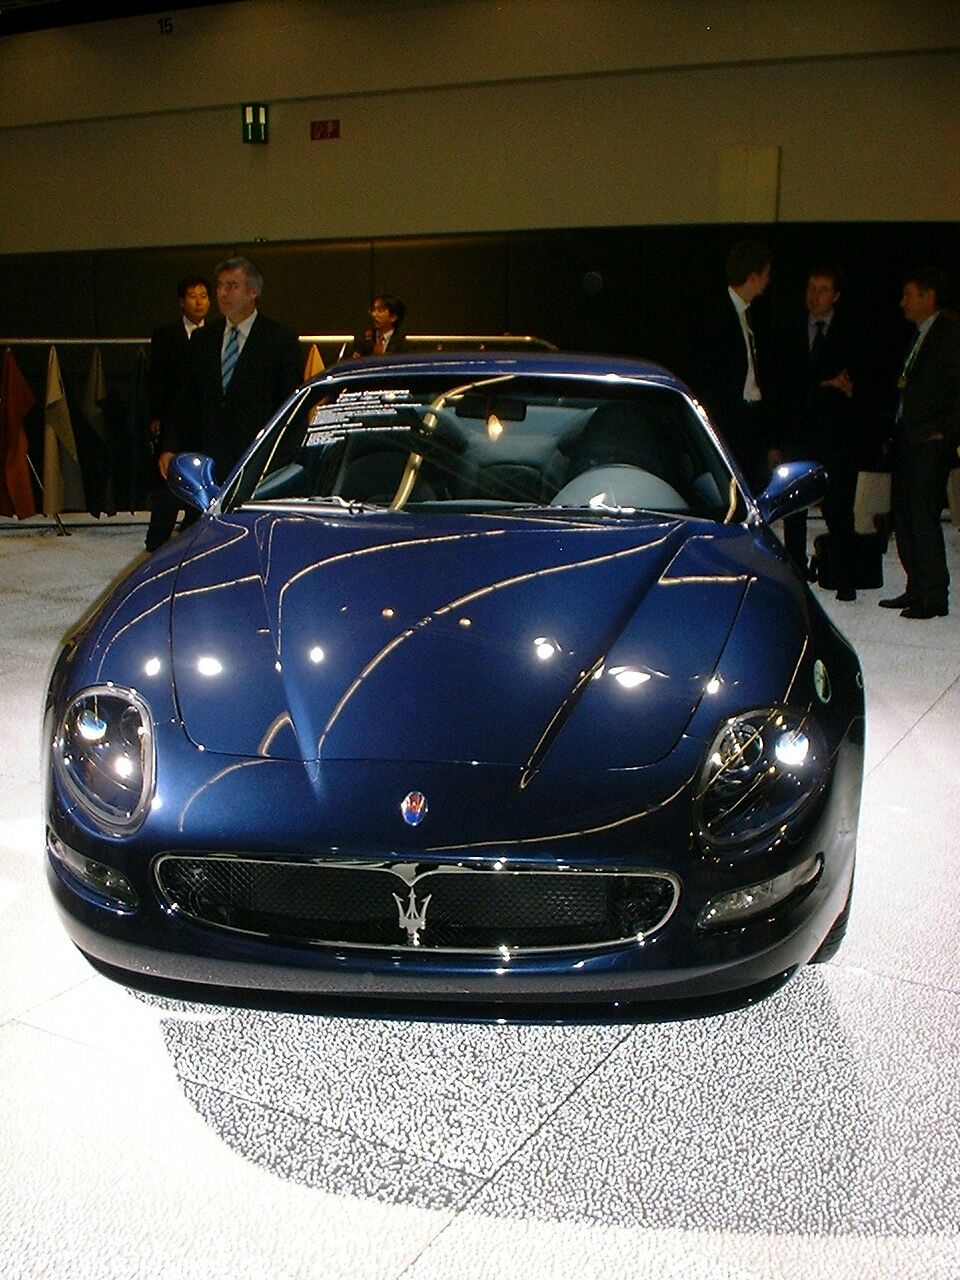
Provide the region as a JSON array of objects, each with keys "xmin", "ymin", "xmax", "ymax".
[{"xmin": 312, "ymin": 350, "xmax": 689, "ymax": 393}]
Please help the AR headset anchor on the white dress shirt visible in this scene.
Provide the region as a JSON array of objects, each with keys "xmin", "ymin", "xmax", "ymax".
[{"xmin": 729, "ymin": 287, "xmax": 761, "ymax": 402}]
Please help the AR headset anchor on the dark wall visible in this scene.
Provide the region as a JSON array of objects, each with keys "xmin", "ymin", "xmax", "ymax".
[
  {"xmin": 3, "ymin": 221, "xmax": 958, "ymax": 357},
  {"xmin": 2, "ymin": 221, "xmax": 957, "ymax": 513}
]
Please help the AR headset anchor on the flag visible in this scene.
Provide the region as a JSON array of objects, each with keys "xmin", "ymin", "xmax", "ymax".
[
  {"xmin": 42, "ymin": 345, "xmax": 85, "ymax": 515},
  {"xmin": 0, "ymin": 348, "xmax": 37, "ymax": 519},
  {"xmin": 303, "ymin": 344, "xmax": 324, "ymax": 380},
  {"xmin": 82, "ymin": 346, "xmax": 107, "ymax": 441},
  {"xmin": 106, "ymin": 346, "xmax": 151, "ymax": 513},
  {"xmin": 81, "ymin": 345, "xmax": 115, "ymax": 515}
]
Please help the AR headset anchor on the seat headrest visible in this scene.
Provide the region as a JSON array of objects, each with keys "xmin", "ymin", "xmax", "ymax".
[{"xmin": 578, "ymin": 402, "xmax": 655, "ymax": 465}]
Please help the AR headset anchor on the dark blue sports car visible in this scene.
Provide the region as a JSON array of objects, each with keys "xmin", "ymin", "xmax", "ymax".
[{"xmin": 44, "ymin": 353, "xmax": 863, "ymax": 1015}]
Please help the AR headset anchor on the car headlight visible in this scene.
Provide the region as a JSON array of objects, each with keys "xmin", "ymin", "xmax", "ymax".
[
  {"xmin": 695, "ymin": 707, "xmax": 828, "ymax": 848},
  {"xmin": 55, "ymin": 686, "xmax": 155, "ymax": 833}
]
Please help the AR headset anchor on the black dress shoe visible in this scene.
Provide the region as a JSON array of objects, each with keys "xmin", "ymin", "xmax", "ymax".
[
  {"xmin": 836, "ymin": 589, "xmax": 857, "ymax": 602},
  {"xmin": 900, "ymin": 604, "xmax": 948, "ymax": 619},
  {"xmin": 879, "ymin": 594, "xmax": 912, "ymax": 609}
]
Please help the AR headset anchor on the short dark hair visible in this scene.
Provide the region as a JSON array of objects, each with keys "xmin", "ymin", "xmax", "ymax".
[
  {"xmin": 807, "ymin": 265, "xmax": 841, "ymax": 292},
  {"xmin": 903, "ymin": 267, "xmax": 947, "ymax": 303},
  {"xmin": 176, "ymin": 275, "xmax": 211, "ymax": 298},
  {"xmin": 374, "ymin": 293, "xmax": 405, "ymax": 325},
  {"xmin": 725, "ymin": 240, "xmax": 771, "ymax": 287}
]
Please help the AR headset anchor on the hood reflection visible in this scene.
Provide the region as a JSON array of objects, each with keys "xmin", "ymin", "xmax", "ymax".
[{"xmin": 168, "ymin": 511, "xmax": 750, "ymax": 776}]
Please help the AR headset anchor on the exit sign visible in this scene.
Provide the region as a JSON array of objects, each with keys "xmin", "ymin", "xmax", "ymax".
[{"xmin": 310, "ymin": 119, "xmax": 341, "ymax": 141}]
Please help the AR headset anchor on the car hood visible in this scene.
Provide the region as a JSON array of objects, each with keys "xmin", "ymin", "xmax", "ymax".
[{"xmin": 169, "ymin": 510, "xmax": 751, "ymax": 769}]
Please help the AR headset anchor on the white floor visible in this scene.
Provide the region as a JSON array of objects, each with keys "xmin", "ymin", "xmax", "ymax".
[{"xmin": 1, "ymin": 517, "xmax": 959, "ymax": 1280}]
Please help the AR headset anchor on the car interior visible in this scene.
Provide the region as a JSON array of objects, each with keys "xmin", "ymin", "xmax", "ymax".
[{"xmin": 241, "ymin": 379, "xmax": 738, "ymax": 522}]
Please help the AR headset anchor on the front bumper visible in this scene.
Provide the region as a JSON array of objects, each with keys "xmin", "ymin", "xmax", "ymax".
[
  {"xmin": 45, "ymin": 698, "xmax": 863, "ymax": 1016},
  {"xmin": 47, "ymin": 830, "xmax": 855, "ymax": 1018}
]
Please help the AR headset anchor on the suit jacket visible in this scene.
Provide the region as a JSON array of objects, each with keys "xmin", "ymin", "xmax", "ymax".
[
  {"xmin": 149, "ymin": 317, "xmax": 194, "ymax": 424},
  {"xmin": 351, "ymin": 327, "xmax": 409, "ymax": 358},
  {"xmin": 163, "ymin": 312, "xmax": 301, "ymax": 478},
  {"xmin": 773, "ymin": 312, "xmax": 858, "ymax": 461},
  {"xmin": 898, "ymin": 312, "xmax": 960, "ymax": 449},
  {"xmin": 693, "ymin": 291, "xmax": 765, "ymax": 428}
]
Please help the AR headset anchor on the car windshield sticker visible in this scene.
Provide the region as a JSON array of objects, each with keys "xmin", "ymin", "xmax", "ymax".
[{"xmin": 305, "ymin": 388, "xmax": 416, "ymax": 446}]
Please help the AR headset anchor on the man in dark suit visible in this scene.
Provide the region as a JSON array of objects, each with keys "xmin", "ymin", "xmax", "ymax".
[
  {"xmin": 774, "ymin": 266, "xmax": 860, "ymax": 599},
  {"xmin": 693, "ymin": 241, "xmax": 772, "ymax": 492},
  {"xmin": 879, "ymin": 268, "xmax": 960, "ymax": 619},
  {"xmin": 351, "ymin": 293, "xmax": 408, "ymax": 358},
  {"xmin": 145, "ymin": 274, "xmax": 210, "ymax": 550},
  {"xmin": 160, "ymin": 256, "xmax": 301, "ymax": 485}
]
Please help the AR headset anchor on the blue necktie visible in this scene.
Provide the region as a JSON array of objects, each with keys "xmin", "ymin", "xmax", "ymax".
[{"xmin": 221, "ymin": 325, "xmax": 239, "ymax": 391}]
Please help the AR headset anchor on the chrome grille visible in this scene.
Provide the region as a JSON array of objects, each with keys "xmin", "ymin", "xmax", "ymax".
[{"xmin": 155, "ymin": 856, "xmax": 679, "ymax": 954}]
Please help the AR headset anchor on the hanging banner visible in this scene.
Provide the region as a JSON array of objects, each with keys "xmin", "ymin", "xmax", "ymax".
[
  {"xmin": 43, "ymin": 346, "xmax": 85, "ymax": 515},
  {"xmin": 0, "ymin": 348, "xmax": 37, "ymax": 519}
]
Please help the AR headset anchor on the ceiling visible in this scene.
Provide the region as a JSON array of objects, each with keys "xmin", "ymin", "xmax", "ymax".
[{"xmin": 0, "ymin": 0, "xmax": 241, "ymax": 37}]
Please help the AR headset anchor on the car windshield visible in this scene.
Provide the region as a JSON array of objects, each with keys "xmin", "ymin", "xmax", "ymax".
[{"xmin": 226, "ymin": 373, "xmax": 739, "ymax": 522}]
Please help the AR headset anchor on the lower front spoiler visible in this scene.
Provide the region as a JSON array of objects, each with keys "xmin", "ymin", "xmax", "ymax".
[{"xmin": 81, "ymin": 948, "xmax": 797, "ymax": 1024}]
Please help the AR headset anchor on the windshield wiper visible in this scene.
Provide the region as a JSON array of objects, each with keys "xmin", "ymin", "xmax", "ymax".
[
  {"xmin": 549, "ymin": 502, "xmax": 642, "ymax": 516},
  {"xmin": 310, "ymin": 494, "xmax": 379, "ymax": 512},
  {"xmin": 246, "ymin": 495, "xmax": 380, "ymax": 513}
]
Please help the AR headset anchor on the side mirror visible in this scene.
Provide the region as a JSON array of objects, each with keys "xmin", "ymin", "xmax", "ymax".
[
  {"xmin": 756, "ymin": 461, "xmax": 828, "ymax": 524},
  {"xmin": 167, "ymin": 452, "xmax": 221, "ymax": 512}
]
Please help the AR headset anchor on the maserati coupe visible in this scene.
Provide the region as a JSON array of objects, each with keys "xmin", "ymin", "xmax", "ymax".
[{"xmin": 44, "ymin": 352, "xmax": 863, "ymax": 1015}]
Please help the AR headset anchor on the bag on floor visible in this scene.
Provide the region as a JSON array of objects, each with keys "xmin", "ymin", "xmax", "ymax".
[
  {"xmin": 853, "ymin": 470, "xmax": 892, "ymax": 535},
  {"xmin": 811, "ymin": 531, "xmax": 885, "ymax": 591}
]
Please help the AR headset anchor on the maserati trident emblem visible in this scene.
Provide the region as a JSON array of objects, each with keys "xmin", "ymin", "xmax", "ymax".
[
  {"xmin": 393, "ymin": 887, "xmax": 432, "ymax": 946},
  {"xmin": 400, "ymin": 791, "xmax": 428, "ymax": 826}
]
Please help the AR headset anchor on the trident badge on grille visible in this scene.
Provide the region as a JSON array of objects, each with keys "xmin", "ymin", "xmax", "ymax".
[{"xmin": 393, "ymin": 887, "xmax": 432, "ymax": 946}]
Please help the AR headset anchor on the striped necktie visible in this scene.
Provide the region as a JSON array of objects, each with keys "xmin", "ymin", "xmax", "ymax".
[{"xmin": 221, "ymin": 325, "xmax": 240, "ymax": 391}]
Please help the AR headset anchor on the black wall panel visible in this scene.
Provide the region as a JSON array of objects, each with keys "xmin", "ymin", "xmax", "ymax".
[
  {"xmin": 2, "ymin": 220, "xmax": 957, "ymax": 517},
  {"xmin": 506, "ymin": 227, "xmax": 644, "ymax": 357},
  {"xmin": 3, "ymin": 222, "xmax": 958, "ymax": 356},
  {"xmin": 236, "ymin": 239, "xmax": 372, "ymax": 338},
  {"xmin": 91, "ymin": 244, "xmax": 226, "ymax": 337},
  {"xmin": 0, "ymin": 252, "xmax": 96, "ymax": 337},
  {"xmin": 370, "ymin": 235, "xmax": 509, "ymax": 337}
]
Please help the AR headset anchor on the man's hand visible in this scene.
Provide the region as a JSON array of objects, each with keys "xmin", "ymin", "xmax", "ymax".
[
  {"xmin": 158, "ymin": 451, "xmax": 175, "ymax": 479},
  {"xmin": 821, "ymin": 369, "xmax": 853, "ymax": 397}
]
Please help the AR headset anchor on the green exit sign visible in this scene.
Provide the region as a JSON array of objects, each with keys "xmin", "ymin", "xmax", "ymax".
[{"xmin": 242, "ymin": 104, "xmax": 268, "ymax": 144}]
